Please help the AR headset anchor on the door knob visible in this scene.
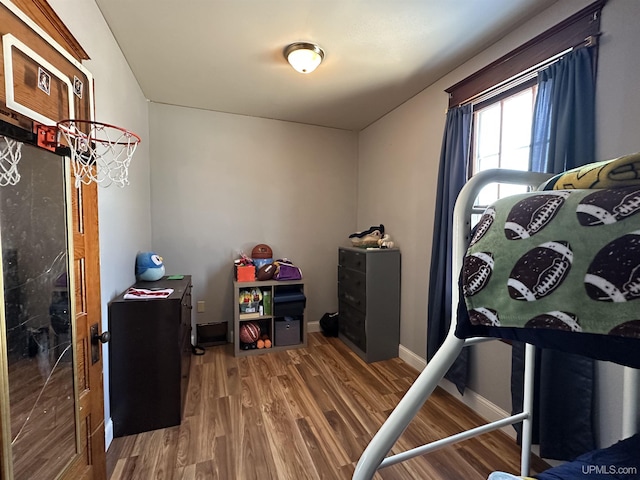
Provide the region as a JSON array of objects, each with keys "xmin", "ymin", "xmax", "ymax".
[
  {"xmin": 90, "ymin": 323, "xmax": 109, "ymax": 364},
  {"xmin": 94, "ymin": 331, "xmax": 111, "ymax": 343}
]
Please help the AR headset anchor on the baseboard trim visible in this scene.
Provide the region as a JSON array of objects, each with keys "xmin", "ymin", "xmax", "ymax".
[
  {"xmin": 439, "ymin": 378, "xmax": 516, "ymax": 439},
  {"xmin": 398, "ymin": 344, "xmax": 515, "ymax": 439},
  {"xmin": 105, "ymin": 417, "xmax": 113, "ymax": 450},
  {"xmin": 308, "ymin": 320, "xmax": 321, "ymax": 333},
  {"xmin": 398, "ymin": 343, "xmax": 427, "ymax": 371}
]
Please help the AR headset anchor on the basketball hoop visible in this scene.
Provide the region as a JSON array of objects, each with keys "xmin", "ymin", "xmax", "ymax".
[
  {"xmin": 57, "ymin": 119, "xmax": 141, "ymax": 188},
  {"xmin": 0, "ymin": 136, "xmax": 22, "ymax": 186}
]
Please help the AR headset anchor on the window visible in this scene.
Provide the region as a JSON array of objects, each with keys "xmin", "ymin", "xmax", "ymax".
[
  {"xmin": 444, "ymin": 0, "xmax": 604, "ymax": 223},
  {"xmin": 471, "ymin": 85, "xmax": 537, "ymax": 212}
]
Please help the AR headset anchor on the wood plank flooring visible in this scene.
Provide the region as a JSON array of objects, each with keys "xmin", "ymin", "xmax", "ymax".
[{"xmin": 107, "ymin": 333, "xmax": 548, "ymax": 479}]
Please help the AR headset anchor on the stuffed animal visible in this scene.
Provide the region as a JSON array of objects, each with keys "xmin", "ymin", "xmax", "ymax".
[
  {"xmin": 135, "ymin": 252, "xmax": 165, "ymax": 281},
  {"xmin": 378, "ymin": 234, "xmax": 395, "ymax": 249}
]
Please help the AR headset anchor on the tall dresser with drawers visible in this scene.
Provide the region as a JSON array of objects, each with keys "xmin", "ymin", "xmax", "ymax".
[
  {"xmin": 108, "ymin": 276, "xmax": 192, "ymax": 437},
  {"xmin": 338, "ymin": 247, "xmax": 400, "ymax": 362}
]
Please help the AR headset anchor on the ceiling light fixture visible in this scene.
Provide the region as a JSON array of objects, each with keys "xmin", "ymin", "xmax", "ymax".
[{"xmin": 284, "ymin": 42, "xmax": 325, "ymax": 74}]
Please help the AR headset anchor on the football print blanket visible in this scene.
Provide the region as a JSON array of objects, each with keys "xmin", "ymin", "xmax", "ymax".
[{"xmin": 462, "ymin": 186, "xmax": 640, "ymax": 338}]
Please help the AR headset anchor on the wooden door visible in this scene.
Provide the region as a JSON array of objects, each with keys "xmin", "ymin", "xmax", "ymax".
[
  {"xmin": 63, "ymin": 179, "xmax": 107, "ymax": 479},
  {"xmin": 0, "ymin": 1, "xmax": 107, "ymax": 477},
  {"xmin": 0, "ymin": 148, "xmax": 107, "ymax": 479}
]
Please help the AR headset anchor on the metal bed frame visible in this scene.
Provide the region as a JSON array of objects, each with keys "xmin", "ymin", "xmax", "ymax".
[{"xmin": 353, "ymin": 169, "xmax": 640, "ymax": 480}]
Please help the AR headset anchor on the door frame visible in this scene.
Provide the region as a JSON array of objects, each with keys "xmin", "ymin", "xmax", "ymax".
[{"xmin": 0, "ymin": 0, "xmax": 106, "ymax": 478}]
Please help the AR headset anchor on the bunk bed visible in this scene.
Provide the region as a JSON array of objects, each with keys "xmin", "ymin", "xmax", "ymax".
[{"xmin": 353, "ymin": 162, "xmax": 640, "ymax": 480}]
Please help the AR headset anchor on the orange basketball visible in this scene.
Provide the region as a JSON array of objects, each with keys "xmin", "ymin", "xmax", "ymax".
[
  {"xmin": 251, "ymin": 244, "xmax": 273, "ymax": 259},
  {"xmin": 239, "ymin": 322, "xmax": 260, "ymax": 343}
]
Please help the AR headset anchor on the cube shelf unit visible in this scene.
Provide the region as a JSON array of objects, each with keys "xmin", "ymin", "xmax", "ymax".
[{"xmin": 233, "ymin": 279, "xmax": 306, "ymax": 357}]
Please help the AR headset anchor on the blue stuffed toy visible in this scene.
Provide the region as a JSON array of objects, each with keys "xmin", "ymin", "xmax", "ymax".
[{"xmin": 135, "ymin": 252, "xmax": 165, "ymax": 281}]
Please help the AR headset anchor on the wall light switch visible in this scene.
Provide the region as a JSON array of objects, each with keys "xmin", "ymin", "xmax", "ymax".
[{"xmin": 197, "ymin": 301, "xmax": 205, "ymax": 313}]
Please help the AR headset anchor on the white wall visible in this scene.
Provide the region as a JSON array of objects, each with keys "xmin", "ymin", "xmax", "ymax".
[
  {"xmin": 48, "ymin": 0, "xmax": 640, "ymax": 456},
  {"xmin": 358, "ymin": 91, "xmax": 445, "ymax": 357},
  {"xmin": 359, "ymin": 0, "xmax": 639, "ymax": 448},
  {"xmin": 149, "ymin": 103, "xmax": 358, "ymax": 339},
  {"xmin": 49, "ymin": 0, "xmax": 152, "ymax": 448},
  {"xmin": 593, "ymin": 0, "xmax": 640, "ymax": 448}
]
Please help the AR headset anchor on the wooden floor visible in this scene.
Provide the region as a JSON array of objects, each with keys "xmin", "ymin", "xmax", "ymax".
[{"xmin": 107, "ymin": 333, "xmax": 548, "ymax": 479}]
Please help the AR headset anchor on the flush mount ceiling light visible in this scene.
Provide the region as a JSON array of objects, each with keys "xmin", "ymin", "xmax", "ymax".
[{"xmin": 283, "ymin": 42, "xmax": 325, "ymax": 74}]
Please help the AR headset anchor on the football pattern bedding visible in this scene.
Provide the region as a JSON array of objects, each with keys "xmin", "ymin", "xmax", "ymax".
[{"xmin": 462, "ymin": 186, "xmax": 640, "ymax": 338}]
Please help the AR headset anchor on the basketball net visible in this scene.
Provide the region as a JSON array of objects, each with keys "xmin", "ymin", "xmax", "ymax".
[
  {"xmin": 0, "ymin": 136, "xmax": 22, "ymax": 186},
  {"xmin": 57, "ymin": 120, "xmax": 141, "ymax": 188}
]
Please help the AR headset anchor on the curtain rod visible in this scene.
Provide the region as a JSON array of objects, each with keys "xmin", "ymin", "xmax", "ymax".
[{"xmin": 458, "ymin": 33, "xmax": 600, "ymax": 109}]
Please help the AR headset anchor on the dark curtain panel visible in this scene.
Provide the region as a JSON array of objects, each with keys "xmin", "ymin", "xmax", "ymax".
[
  {"xmin": 530, "ymin": 47, "xmax": 596, "ymax": 173},
  {"xmin": 513, "ymin": 47, "xmax": 597, "ymax": 461},
  {"xmin": 426, "ymin": 104, "xmax": 472, "ymax": 394},
  {"xmin": 511, "ymin": 345, "xmax": 596, "ymax": 460}
]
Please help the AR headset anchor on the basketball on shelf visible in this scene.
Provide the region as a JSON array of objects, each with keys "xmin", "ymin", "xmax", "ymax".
[
  {"xmin": 239, "ymin": 322, "xmax": 261, "ymax": 344},
  {"xmin": 251, "ymin": 244, "xmax": 273, "ymax": 259}
]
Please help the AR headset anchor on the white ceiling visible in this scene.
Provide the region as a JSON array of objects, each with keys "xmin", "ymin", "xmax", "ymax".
[{"xmin": 95, "ymin": 0, "xmax": 557, "ymax": 131}]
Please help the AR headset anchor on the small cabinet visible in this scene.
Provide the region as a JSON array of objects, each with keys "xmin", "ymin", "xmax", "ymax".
[
  {"xmin": 233, "ymin": 279, "xmax": 306, "ymax": 356},
  {"xmin": 108, "ymin": 276, "xmax": 192, "ymax": 437},
  {"xmin": 338, "ymin": 247, "xmax": 400, "ymax": 362}
]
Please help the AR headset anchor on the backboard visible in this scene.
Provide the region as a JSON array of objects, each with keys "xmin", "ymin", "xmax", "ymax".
[{"xmin": 0, "ymin": 0, "xmax": 94, "ymax": 149}]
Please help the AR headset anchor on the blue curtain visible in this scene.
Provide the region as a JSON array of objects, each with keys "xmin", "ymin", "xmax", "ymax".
[
  {"xmin": 426, "ymin": 104, "xmax": 472, "ymax": 394},
  {"xmin": 530, "ymin": 47, "xmax": 595, "ymax": 173},
  {"xmin": 513, "ymin": 47, "xmax": 597, "ymax": 461}
]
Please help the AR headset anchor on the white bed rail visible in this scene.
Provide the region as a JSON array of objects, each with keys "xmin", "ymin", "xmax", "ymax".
[
  {"xmin": 623, "ymin": 367, "xmax": 640, "ymax": 438},
  {"xmin": 353, "ymin": 169, "xmax": 553, "ymax": 480}
]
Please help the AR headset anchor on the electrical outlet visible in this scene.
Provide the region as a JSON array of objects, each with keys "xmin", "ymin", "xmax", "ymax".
[{"xmin": 197, "ymin": 301, "xmax": 205, "ymax": 313}]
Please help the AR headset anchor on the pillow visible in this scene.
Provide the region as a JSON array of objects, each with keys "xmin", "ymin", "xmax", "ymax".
[{"xmin": 542, "ymin": 152, "xmax": 640, "ymax": 190}]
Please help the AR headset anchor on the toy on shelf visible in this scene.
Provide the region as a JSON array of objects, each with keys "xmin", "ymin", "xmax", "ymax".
[
  {"xmin": 135, "ymin": 251, "xmax": 165, "ymax": 281},
  {"xmin": 238, "ymin": 288, "xmax": 262, "ymax": 318},
  {"xmin": 378, "ymin": 234, "xmax": 395, "ymax": 249},
  {"xmin": 239, "ymin": 322, "xmax": 260, "ymax": 343},
  {"xmin": 251, "ymin": 244, "xmax": 273, "ymax": 270},
  {"xmin": 256, "ymin": 334, "xmax": 273, "ymax": 349},
  {"xmin": 239, "ymin": 323, "xmax": 272, "ymax": 350},
  {"xmin": 234, "ymin": 252, "xmax": 255, "ymax": 282},
  {"xmin": 257, "ymin": 263, "xmax": 276, "ymax": 280}
]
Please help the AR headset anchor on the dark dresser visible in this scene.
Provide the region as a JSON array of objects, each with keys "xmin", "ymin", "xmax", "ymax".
[
  {"xmin": 108, "ymin": 275, "xmax": 192, "ymax": 437},
  {"xmin": 338, "ymin": 247, "xmax": 400, "ymax": 362}
]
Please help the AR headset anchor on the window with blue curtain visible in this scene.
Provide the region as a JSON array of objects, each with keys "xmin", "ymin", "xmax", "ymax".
[{"xmin": 428, "ymin": 0, "xmax": 603, "ymax": 461}]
